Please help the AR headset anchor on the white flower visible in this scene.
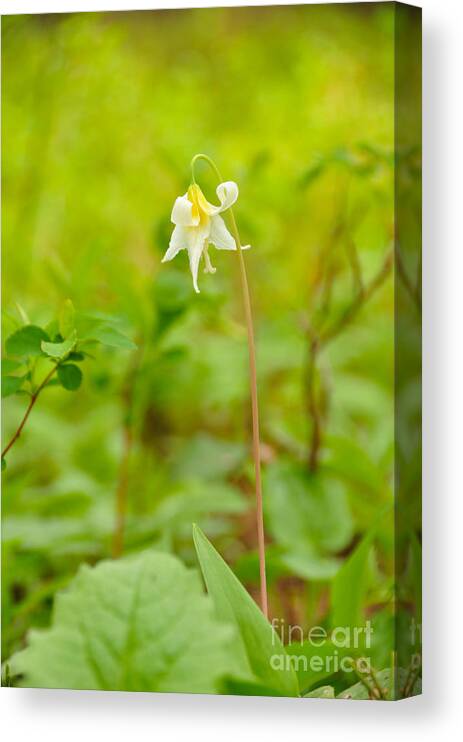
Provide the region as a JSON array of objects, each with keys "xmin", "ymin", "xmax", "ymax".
[{"xmin": 162, "ymin": 181, "xmax": 250, "ymax": 293}]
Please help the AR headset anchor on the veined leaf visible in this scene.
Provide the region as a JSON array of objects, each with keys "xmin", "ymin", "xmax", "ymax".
[
  {"xmin": 193, "ymin": 524, "xmax": 299, "ymax": 697},
  {"xmin": 5, "ymin": 325, "xmax": 49, "ymax": 358},
  {"xmin": 9, "ymin": 550, "xmax": 235, "ymax": 693}
]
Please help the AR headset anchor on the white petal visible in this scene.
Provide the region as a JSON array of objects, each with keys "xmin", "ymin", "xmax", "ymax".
[
  {"xmin": 216, "ymin": 181, "xmax": 239, "ymax": 212},
  {"xmin": 209, "ymin": 214, "xmax": 251, "ymax": 252},
  {"xmin": 171, "ymin": 194, "xmax": 199, "ymax": 227},
  {"xmin": 186, "ymin": 227, "xmax": 208, "ymax": 293},
  {"xmin": 162, "ymin": 224, "xmax": 187, "ymax": 262},
  {"xmin": 205, "ymin": 181, "xmax": 239, "ymax": 215},
  {"xmin": 203, "ymin": 246, "xmax": 216, "ymax": 274}
]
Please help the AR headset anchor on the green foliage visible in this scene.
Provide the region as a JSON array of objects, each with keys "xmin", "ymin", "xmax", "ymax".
[
  {"xmin": 337, "ymin": 667, "xmax": 421, "ymax": 700},
  {"xmin": 2, "ymin": 374, "xmax": 26, "ymax": 398},
  {"xmin": 264, "ymin": 461, "xmax": 353, "ymax": 580},
  {"xmin": 57, "ymin": 364, "xmax": 83, "ymax": 391},
  {"xmin": 2, "ymin": 300, "xmax": 135, "ymax": 456},
  {"xmin": 331, "ymin": 528, "xmax": 376, "ymax": 630},
  {"xmin": 10, "ymin": 550, "xmax": 235, "ymax": 693},
  {"xmin": 6, "ymin": 325, "xmax": 49, "ymax": 358},
  {"xmin": 41, "ymin": 331, "xmax": 77, "ymax": 361},
  {"xmin": 193, "ymin": 525, "xmax": 299, "ymax": 697}
]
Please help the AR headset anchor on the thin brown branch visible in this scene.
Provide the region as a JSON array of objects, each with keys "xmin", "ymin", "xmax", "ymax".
[
  {"xmin": 2, "ymin": 365, "xmax": 57, "ymax": 459},
  {"xmin": 319, "ymin": 248, "xmax": 393, "ymax": 348},
  {"xmin": 304, "ymin": 248, "xmax": 393, "ymax": 474}
]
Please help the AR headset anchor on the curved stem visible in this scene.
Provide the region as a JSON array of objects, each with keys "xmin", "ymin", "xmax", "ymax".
[
  {"xmin": 191, "ymin": 154, "xmax": 268, "ymax": 618},
  {"xmin": 2, "ymin": 365, "xmax": 57, "ymax": 459}
]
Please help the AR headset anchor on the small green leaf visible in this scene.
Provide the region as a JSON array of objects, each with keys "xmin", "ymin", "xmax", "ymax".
[
  {"xmin": 1, "ymin": 458, "xmax": 6, "ymax": 472},
  {"xmin": 59, "ymin": 299, "xmax": 75, "ymax": 339},
  {"xmin": 57, "ymin": 364, "xmax": 82, "ymax": 391},
  {"xmin": 193, "ymin": 524, "xmax": 299, "ymax": 697},
  {"xmin": 91, "ymin": 325, "xmax": 137, "ymax": 350},
  {"xmin": 41, "ymin": 330, "xmax": 77, "ymax": 361},
  {"xmin": 2, "ymin": 359, "xmax": 22, "ymax": 374},
  {"xmin": 2, "ymin": 375, "xmax": 26, "ymax": 398},
  {"xmin": 5, "ymin": 325, "xmax": 49, "ymax": 358}
]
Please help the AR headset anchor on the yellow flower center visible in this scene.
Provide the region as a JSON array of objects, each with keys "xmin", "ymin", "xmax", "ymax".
[{"xmin": 187, "ymin": 184, "xmax": 211, "ymax": 227}]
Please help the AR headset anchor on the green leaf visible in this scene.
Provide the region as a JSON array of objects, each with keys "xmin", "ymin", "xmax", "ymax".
[
  {"xmin": 9, "ymin": 550, "xmax": 235, "ymax": 693},
  {"xmin": 331, "ymin": 529, "xmax": 375, "ymax": 630},
  {"xmin": 41, "ymin": 330, "xmax": 77, "ymax": 361},
  {"xmin": 193, "ymin": 524, "xmax": 299, "ymax": 697},
  {"xmin": 59, "ymin": 299, "xmax": 75, "ymax": 338},
  {"xmin": 337, "ymin": 668, "xmax": 421, "ymax": 700},
  {"xmin": 57, "ymin": 364, "xmax": 83, "ymax": 391},
  {"xmin": 91, "ymin": 325, "xmax": 137, "ymax": 350},
  {"xmin": 2, "ymin": 359, "xmax": 22, "ymax": 374},
  {"xmin": 224, "ymin": 677, "xmax": 287, "ymax": 697},
  {"xmin": 2, "ymin": 374, "xmax": 26, "ymax": 398},
  {"xmin": 5, "ymin": 325, "xmax": 49, "ymax": 358},
  {"xmin": 171, "ymin": 433, "xmax": 246, "ymax": 481},
  {"xmin": 1, "ymin": 458, "xmax": 6, "ymax": 472},
  {"xmin": 304, "ymin": 685, "xmax": 335, "ymax": 699},
  {"xmin": 286, "ymin": 640, "xmax": 346, "ymax": 693},
  {"xmin": 264, "ymin": 461, "xmax": 354, "ymax": 555},
  {"xmin": 281, "ymin": 550, "xmax": 340, "ymax": 581}
]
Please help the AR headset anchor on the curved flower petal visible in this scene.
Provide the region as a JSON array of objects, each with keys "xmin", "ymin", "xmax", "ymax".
[
  {"xmin": 203, "ymin": 246, "xmax": 216, "ymax": 274},
  {"xmin": 208, "ymin": 181, "xmax": 239, "ymax": 215},
  {"xmin": 209, "ymin": 214, "xmax": 251, "ymax": 251},
  {"xmin": 187, "ymin": 232, "xmax": 206, "ymax": 293},
  {"xmin": 171, "ymin": 194, "xmax": 200, "ymax": 227},
  {"xmin": 162, "ymin": 224, "xmax": 187, "ymax": 262}
]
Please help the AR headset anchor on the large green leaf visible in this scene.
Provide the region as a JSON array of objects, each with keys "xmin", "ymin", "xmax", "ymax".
[
  {"xmin": 193, "ymin": 524, "xmax": 299, "ymax": 697},
  {"xmin": 9, "ymin": 550, "xmax": 235, "ymax": 693},
  {"xmin": 5, "ymin": 325, "xmax": 49, "ymax": 358}
]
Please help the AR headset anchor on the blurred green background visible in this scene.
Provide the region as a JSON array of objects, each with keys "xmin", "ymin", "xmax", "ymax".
[{"xmin": 1, "ymin": 4, "xmax": 420, "ymax": 693}]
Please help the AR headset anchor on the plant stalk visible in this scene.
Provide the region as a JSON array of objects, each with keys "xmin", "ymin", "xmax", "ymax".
[
  {"xmin": 2, "ymin": 365, "xmax": 57, "ymax": 459},
  {"xmin": 191, "ymin": 154, "xmax": 268, "ymax": 618}
]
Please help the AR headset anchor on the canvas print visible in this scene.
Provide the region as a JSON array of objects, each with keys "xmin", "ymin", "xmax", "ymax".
[{"xmin": 1, "ymin": 2, "xmax": 422, "ymax": 699}]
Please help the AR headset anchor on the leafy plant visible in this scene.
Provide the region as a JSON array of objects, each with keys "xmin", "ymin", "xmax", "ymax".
[
  {"xmin": 9, "ymin": 550, "xmax": 235, "ymax": 693},
  {"xmin": 2, "ymin": 301, "xmax": 135, "ymax": 464}
]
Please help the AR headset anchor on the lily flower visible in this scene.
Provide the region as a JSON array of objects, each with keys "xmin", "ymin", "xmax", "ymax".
[{"xmin": 162, "ymin": 181, "xmax": 250, "ymax": 292}]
